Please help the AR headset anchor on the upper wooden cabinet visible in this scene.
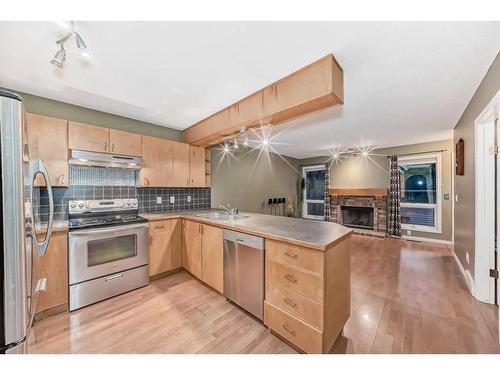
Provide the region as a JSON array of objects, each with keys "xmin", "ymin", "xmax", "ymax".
[
  {"xmin": 182, "ymin": 54, "xmax": 343, "ymax": 146},
  {"xmin": 69, "ymin": 121, "xmax": 142, "ymax": 156},
  {"xmin": 25, "ymin": 113, "xmax": 69, "ymax": 187},
  {"xmin": 141, "ymin": 136, "xmax": 173, "ymax": 187},
  {"xmin": 109, "ymin": 129, "xmax": 142, "ymax": 156},
  {"xmin": 149, "ymin": 219, "xmax": 181, "ymax": 277},
  {"xmin": 68, "ymin": 121, "xmax": 110, "ymax": 153},
  {"xmin": 189, "ymin": 145, "xmax": 206, "ymax": 187},
  {"xmin": 172, "ymin": 141, "xmax": 190, "ymax": 187}
]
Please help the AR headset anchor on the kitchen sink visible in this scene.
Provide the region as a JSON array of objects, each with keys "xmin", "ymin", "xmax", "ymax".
[{"xmin": 194, "ymin": 212, "xmax": 249, "ymax": 221}]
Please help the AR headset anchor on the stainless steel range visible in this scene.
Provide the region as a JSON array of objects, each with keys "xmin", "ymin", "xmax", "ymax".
[{"xmin": 68, "ymin": 198, "xmax": 149, "ymax": 311}]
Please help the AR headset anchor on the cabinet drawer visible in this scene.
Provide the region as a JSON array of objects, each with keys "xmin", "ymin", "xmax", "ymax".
[
  {"xmin": 266, "ymin": 261, "xmax": 323, "ymax": 303},
  {"xmin": 264, "ymin": 301, "xmax": 323, "ymax": 354},
  {"xmin": 266, "ymin": 240, "xmax": 324, "ymax": 275},
  {"xmin": 266, "ymin": 281, "xmax": 323, "ymax": 329},
  {"xmin": 149, "ymin": 220, "xmax": 171, "ymax": 235}
]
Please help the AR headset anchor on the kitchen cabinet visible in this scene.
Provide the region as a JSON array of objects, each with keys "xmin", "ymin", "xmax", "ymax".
[
  {"xmin": 189, "ymin": 145, "xmax": 206, "ymax": 187},
  {"xmin": 33, "ymin": 231, "xmax": 68, "ymax": 314},
  {"xmin": 181, "ymin": 220, "xmax": 223, "ymax": 292},
  {"xmin": 264, "ymin": 237, "xmax": 351, "ymax": 354},
  {"xmin": 172, "ymin": 141, "xmax": 190, "ymax": 187},
  {"xmin": 183, "ymin": 54, "xmax": 343, "ymax": 147},
  {"xmin": 109, "ymin": 129, "xmax": 142, "ymax": 156},
  {"xmin": 25, "ymin": 113, "xmax": 69, "ymax": 187},
  {"xmin": 181, "ymin": 220, "xmax": 202, "ymax": 279},
  {"xmin": 69, "ymin": 121, "xmax": 143, "ymax": 157},
  {"xmin": 68, "ymin": 121, "xmax": 110, "ymax": 153},
  {"xmin": 141, "ymin": 136, "xmax": 173, "ymax": 187},
  {"xmin": 229, "ymin": 91, "xmax": 263, "ymax": 130},
  {"xmin": 149, "ymin": 219, "xmax": 181, "ymax": 276},
  {"xmin": 200, "ymin": 224, "xmax": 223, "ymax": 293}
]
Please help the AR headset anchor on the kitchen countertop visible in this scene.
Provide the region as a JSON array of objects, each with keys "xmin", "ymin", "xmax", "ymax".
[{"xmin": 141, "ymin": 209, "xmax": 352, "ymax": 251}]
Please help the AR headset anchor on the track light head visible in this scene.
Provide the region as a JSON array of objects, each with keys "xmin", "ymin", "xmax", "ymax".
[
  {"xmin": 51, "ymin": 45, "xmax": 66, "ymax": 68},
  {"xmin": 75, "ymin": 32, "xmax": 87, "ymax": 50}
]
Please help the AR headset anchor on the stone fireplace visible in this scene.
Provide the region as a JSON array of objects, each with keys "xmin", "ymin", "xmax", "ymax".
[{"xmin": 329, "ymin": 189, "xmax": 387, "ymax": 235}]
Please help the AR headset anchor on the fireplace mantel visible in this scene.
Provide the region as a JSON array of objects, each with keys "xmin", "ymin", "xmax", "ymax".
[{"xmin": 329, "ymin": 188, "xmax": 387, "ymax": 198}]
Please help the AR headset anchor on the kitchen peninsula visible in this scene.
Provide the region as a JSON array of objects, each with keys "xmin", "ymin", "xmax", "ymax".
[{"xmin": 142, "ymin": 209, "xmax": 352, "ymax": 353}]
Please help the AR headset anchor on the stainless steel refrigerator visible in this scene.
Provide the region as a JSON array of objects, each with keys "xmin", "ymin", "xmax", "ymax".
[{"xmin": 0, "ymin": 90, "xmax": 54, "ymax": 354}]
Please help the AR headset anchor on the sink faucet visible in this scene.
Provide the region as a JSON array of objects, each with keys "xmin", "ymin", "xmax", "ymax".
[{"xmin": 219, "ymin": 204, "xmax": 239, "ymax": 216}]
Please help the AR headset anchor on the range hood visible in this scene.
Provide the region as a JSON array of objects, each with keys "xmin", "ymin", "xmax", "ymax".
[{"xmin": 68, "ymin": 149, "xmax": 143, "ymax": 170}]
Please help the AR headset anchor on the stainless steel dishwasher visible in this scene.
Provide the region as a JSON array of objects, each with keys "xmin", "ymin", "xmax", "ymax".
[{"xmin": 223, "ymin": 229, "xmax": 265, "ymax": 320}]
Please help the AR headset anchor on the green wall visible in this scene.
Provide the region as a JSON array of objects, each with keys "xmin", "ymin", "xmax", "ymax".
[
  {"xmin": 2, "ymin": 88, "xmax": 182, "ymax": 141},
  {"xmin": 210, "ymin": 147, "xmax": 301, "ymax": 215}
]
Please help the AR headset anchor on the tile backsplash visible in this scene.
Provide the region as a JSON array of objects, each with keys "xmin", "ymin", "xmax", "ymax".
[
  {"xmin": 70, "ymin": 166, "xmax": 137, "ymax": 186},
  {"xmin": 37, "ymin": 186, "xmax": 211, "ymax": 221}
]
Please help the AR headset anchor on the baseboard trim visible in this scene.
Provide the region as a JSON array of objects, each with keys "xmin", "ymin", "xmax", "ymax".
[
  {"xmin": 453, "ymin": 251, "xmax": 474, "ymax": 294},
  {"xmin": 401, "ymin": 235, "xmax": 452, "ymax": 245}
]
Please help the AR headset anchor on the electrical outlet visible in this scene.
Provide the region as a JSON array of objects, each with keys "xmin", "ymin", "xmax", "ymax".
[
  {"xmin": 187, "ymin": 195, "xmax": 192, "ymax": 203},
  {"xmin": 406, "ymin": 230, "xmax": 412, "ymax": 236},
  {"xmin": 466, "ymin": 251, "xmax": 470, "ymax": 264},
  {"xmin": 170, "ymin": 196, "xmax": 175, "ymax": 204},
  {"xmin": 156, "ymin": 197, "xmax": 162, "ymax": 204}
]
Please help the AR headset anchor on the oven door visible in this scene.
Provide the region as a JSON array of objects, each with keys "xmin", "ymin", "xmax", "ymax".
[{"xmin": 68, "ymin": 223, "xmax": 149, "ymax": 285}]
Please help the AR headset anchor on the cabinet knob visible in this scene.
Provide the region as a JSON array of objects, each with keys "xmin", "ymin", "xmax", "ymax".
[
  {"xmin": 112, "ymin": 143, "xmax": 115, "ymax": 152},
  {"xmin": 104, "ymin": 141, "xmax": 108, "ymax": 151},
  {"xmin": 57, "ymin": 174, "xmax": 65, "ymax": 185},
  {"xmin": 144, "ymin": 177, "xmax": 149, "ymax": 186}
]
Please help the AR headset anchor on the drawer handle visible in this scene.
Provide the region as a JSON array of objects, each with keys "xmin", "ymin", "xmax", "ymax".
[
  {"xmin": 155, "ymin": 225, "xmax": 165, "ymax": 229},
  {"xmin": 105, "ymin": 274, "xmax": 123, "ymax": 282},
  {"xmin": 284, "ymin": 274, "xmax": 297, "ymax": 283},
  {"xmin": 284, "ymin": 298, "xmax": 297, "ymax": 307},
  {"xmin": 284, "ymin": 252, "xmax": 297, "ymax": 259},
  {"xmin": 282, "ymin": 323, "xmax": 296, "ymax": 336}
]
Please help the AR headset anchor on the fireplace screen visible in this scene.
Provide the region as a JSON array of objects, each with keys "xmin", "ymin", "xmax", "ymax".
[{"xmin": 341, "ymin": 206, "xmax": 374, "ymax": 230}]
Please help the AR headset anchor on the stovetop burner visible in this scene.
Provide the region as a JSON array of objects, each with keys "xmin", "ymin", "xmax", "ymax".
[{"xmin": 68, "ymin": 198, "xmax": 148, "ymax": 230}]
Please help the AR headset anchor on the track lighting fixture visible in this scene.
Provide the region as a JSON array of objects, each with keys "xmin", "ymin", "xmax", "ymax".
[{"xmin": 51, "ymin": 21, "xmax": 89, "ymax": 68}]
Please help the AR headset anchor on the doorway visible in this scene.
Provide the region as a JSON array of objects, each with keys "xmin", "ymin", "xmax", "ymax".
[
  {"xmin": 302, "ymin": 165, "xmax": 326, "ymax": 220},
  {"xmin": 474, "ymin": 90, "xmax": 500, "ymax": 305}
]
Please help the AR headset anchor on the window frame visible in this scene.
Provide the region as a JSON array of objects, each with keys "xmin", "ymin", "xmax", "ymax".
[
  {"xmin": 302, "ymin": 164, "xmax": 326, "ymax": 220},
  {"xmin": 398, "ymin": 153, "xmax": 442, "ymax": 233}
]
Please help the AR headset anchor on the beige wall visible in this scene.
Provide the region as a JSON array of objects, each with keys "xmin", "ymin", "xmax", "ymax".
[
  {"xmin": 210, "ymin": 147, "xmax": 300, "ymax": 214},
  {"xmin": 300, "ymin": 139, "xmax": 454, "ymax": 242},
  {"xmin": 2, "ymin": 88, "xmax": 182, "ymax": 141},
  {"xmin": 454, "ymin": 53, "xmax": 500, "ymax": 278}
]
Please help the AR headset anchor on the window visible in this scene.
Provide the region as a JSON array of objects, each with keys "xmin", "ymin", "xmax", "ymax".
[
  {"xmin": 302, "ymin": 165, "xmax": 326, "ymax": 220},
  {"xmin": 398, "ymin": 153, "xmax": 441, "ymax": 233}
]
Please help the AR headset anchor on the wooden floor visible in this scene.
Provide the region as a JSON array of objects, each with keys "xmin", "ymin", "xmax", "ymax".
[{"xmin": 28, "ymin": 235, "xmax": 500, "ymax": 354}]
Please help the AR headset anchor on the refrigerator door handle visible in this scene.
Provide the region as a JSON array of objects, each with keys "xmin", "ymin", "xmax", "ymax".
[{"xmin": 31, "ymin": 160, "xmax": 54, "ymax": 256}]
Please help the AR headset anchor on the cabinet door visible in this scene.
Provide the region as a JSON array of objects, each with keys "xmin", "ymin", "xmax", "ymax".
[
  {"xmin": 68, "ymin": 121, "xmax": 110, "ymax": 153},
  {"xmin": 149, "ymin": 219, "xmax": 181, "ymax": 276},
  {"xmin": 172, "ymin": 142, "xmax": 190, "ymax": 187},
  {"xmin": 109, "ymin": 129, "xmax": 142, "ymax": 156},
  {"xmin": 141, "ymin": 136, "xmax": 173, "ymax": 187},
  {"xmin": 229, "ymin": 91, "xmax": 263, "ymax": 129},
  {"xmin": 33, "ymin": 231, "xmax": 68, "ymax": 313},
  {"xmin": 181, "ymin": 220, "xmax": 202, "ymax": 279},
  {"xmin": 201, "ymin": 224, "xmax": 224, "ymax": 293},
  {"xmin": 25, "ymin": 113, "xmax": 68, "ymax": 187},
  {"xmin": 263, "ymin": 56, "xmax": 332, "ymax": 116},
  {"xmin": 189, "ymin": 145, "xmax": 206, "ymax": 187}
]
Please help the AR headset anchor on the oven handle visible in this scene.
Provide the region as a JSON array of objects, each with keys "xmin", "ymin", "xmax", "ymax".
[{"xmin": 69, "ymin": 222, "xmax": 149, "ymax": 235}]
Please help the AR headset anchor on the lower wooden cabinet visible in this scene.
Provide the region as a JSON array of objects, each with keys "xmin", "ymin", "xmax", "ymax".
[
  {"xmin": 200, "ymin": 224, "xmax": 223, "ymax": 293},
  {"xmin": 264, "ymin": 236, "xmax": 351, "ymax": 354},
  {"xmin": 33, "ymin": 231, "xmax": 68, "ymax": 314},
  {"xmin": 181, "ymin": 220, "xmax": 202, "ymax": 279},
  {"xmin": 181, "ymin": 220, "xmax": 223, "ymax": 293},
  {"xmin": 149, "ymin": 219, "xmax": 181, "ymax": 276}
]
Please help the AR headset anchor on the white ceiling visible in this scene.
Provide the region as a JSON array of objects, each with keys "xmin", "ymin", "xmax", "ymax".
[{"xmin": 0, "ymin": 21, "xmax": 498, "ymax": 159}]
